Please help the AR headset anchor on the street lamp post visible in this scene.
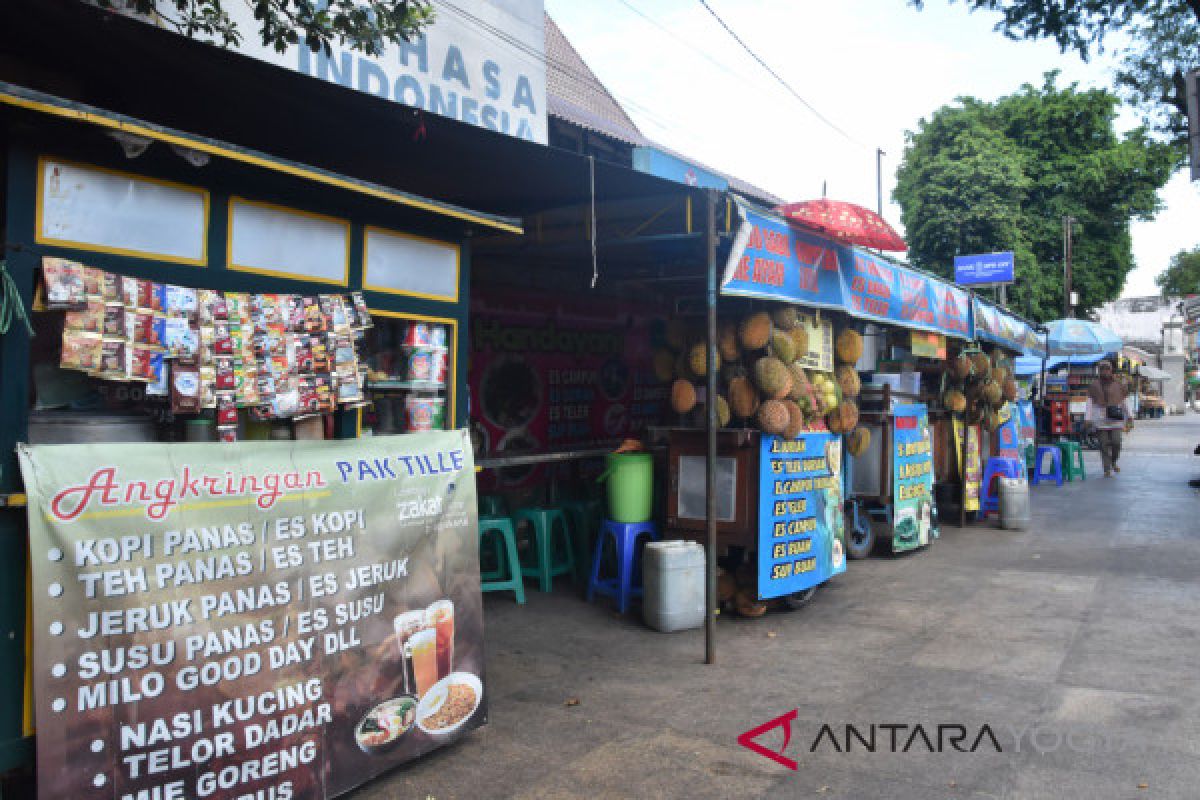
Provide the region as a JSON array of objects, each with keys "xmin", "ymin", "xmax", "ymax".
[{"xmin": 1062, "ymin": 215, "xmax": 1076, "ymax": 318}]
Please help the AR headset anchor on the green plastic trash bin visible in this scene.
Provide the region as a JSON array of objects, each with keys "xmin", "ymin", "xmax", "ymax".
[{"xmin": 597, "ymin": 452, "xmax": 654, "ymax": 523}]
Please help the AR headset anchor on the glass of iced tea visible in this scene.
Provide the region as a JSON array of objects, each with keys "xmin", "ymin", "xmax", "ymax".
[
  {"xmin": 426, "ymin": 599, "xmax": 455, "ymax": 680},
  {"xmin": 393, "ymin": 611, "xmax": 427, "ymax": 696},
  {"xmin": 409, "ymin": 628, "xmax": 438, "ymax": 698}
]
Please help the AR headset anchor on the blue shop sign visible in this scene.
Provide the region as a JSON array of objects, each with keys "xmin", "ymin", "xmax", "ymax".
[
  {"xmin": 722, "ymin": 206, "xmax": 847, "ymax": 311},
  {"xmin": 955, "ymin": 251, "xmax": 1014, "ymax": 285},
  {"xmin": 632, "ymin": 146, "xmax": 729, "ymax": 190},
  {"xmin": 757, "ymin": 433, "xmax": 846, "ymax": 600}
]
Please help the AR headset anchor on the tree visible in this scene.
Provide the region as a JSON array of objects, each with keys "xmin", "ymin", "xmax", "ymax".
[
  {"xmin": 98, "ymin": 1, "xmax": 435, "ymax": 56},
  {"xmin": 908, "ymin": 1, "xmax": 1200, "ymax": 148},
  {"xmin": 894, "ymin": 73, "xmax": 1177, "ymax": 321},
  {"xmin": 1156, "ymin": 246, "xmax": 1200, "ymax": 295}
]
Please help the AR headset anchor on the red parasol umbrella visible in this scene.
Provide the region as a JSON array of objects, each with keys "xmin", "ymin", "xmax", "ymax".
[{"xmin": 775, "ymin": 199, "xmax": 907, "ymax": 251}]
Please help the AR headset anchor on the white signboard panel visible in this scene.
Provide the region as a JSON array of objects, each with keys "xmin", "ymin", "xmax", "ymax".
[
  {"xmin": 38, "ymin": 159, "xmax": 207, "ymax": 264},
  {"xmin": 228, "ymin": 198, "xmax": 350, "ymax": 285},
  {"xmin": 365, "ymin": 227, "xmax": 460, "ymax": 301},
  {"xmin": 145, "ymin": 0, "xmax": 547, "ymax": 143}
]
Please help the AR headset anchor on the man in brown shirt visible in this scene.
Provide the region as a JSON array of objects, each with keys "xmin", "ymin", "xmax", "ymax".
[{"xmin": 1086, "ymin": 360, "xmax": 1134, "ymax": 477}]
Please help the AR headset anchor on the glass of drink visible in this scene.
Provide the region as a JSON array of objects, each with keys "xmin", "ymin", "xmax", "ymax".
[
  {"xmin": 409, "ymin": 628, "xmax": 438, "ymax": 698},
  {"xmin": 426, "ymin": 599, "xmax": 455, "ymax": 680},
  {"xmin": 393, "ymin": 611, "xmax": 427, "ymax": 696}
]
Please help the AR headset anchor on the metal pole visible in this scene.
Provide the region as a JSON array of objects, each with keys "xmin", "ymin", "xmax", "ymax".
[
  {"xmin": 1063, "ymin": 216, "xmax": 1074, "ymax": 318},
  {"xmin": 875, "ymin": 148, "xmax": 885, "ymax": 217},
  {"xmin": 704, "ymin": 190, "xmax": 718, "ymax": 666}
]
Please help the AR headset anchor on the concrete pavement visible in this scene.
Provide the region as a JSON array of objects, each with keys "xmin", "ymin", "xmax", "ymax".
[{"xmin": 358, "ymin": 414, "xmax": 1200, "ymax": 800}]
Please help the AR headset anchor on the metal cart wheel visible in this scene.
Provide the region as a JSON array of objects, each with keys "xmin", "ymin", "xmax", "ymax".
[{"xmin": 845, "ymin": 499, "xmax": 874, "ymax": 559}]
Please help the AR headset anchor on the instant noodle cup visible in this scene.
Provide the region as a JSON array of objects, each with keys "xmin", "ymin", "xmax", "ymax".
[
  {"xmin": 431, "ymin": 349, "xmax": 448, "ymax": 385},
  {"xmin": 402, "ymin": 322, "xmax": 433, "ymax": 347},
  {"xmin": 428, "ymin": 325, "xmax": 448, "ymax": 349},
  {"xmin": 406, "ymin": 348, "xmax": 435, "ymax": 383},
  {"xmin": 405, "ymin": 396, "xmax": 445, "ymax": 432}
]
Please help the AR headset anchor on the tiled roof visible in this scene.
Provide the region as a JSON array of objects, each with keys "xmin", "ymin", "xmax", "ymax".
[{"xmin": 545, "ymin": 14, "xmax": 645, "ymax": 146}]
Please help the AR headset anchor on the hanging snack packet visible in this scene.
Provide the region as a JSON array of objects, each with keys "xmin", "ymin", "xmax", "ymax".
[
  {"xmin": 213, "ymin": 321, "xmax": 233, "ymax": 355},
  {"xmin": 101, "ymin": 305, "xmax": 126, "ymax": 338},
  {"xmin": 128, "ymin": 345, "xmax": 163, "ymax": 382},
  {"xmin": 199, "ymin": 367, "xmax": 217, "ymax": 408},
  {"xmin": 60, "ymin": 330, "xmax": 102, "ymax": 372},
  {"xmin": 336, "ymin": 366, "xmax": 363, "ymax": 404},
  {"xmin": 214, "ymin": 355, "xmax": 235, "ymax": 390},
  {"xmin": 163, "ymin": 316, "xmax": 200, "ymax": 359},
  {"xmin": 101, "ymin": 272, "xmax": 123, "ymax": 305},
  {"xmin": 136, "ymin": 280, "xmax": 164, "ymax": 312},
  {"xmin": 218, "ymin": 427, "xmax": 239, "ymax": 443},
  {"xmin": 350, "ymin": 292, "xmax": 372, "ymax": 329},
  {"xmin": 65, "ymin": 301, "xmax": 105, "ymax": 334},
  {"xmin": 314, "ymin": 373, "xmax": 336, "ymax": 413},
  {"xmin": 83, "ymin": 267, "xmax": 105, "ymax": 301},
  {"xmin": 122, "ymin": 276, "xmax": 141, "ymax": 309},
  {"xmin": 323, "ymin": 295, "xmax": 350, "ymax": 334},
  {"xmin": 309, "ymin": 333, "xmax": 330, "ymax": 373},
  {"xmin": 146, "ymin": 358, "xmax": 169, "ymax": 396},
  {"xmin": 273, "ymin": 376, "xmax": 300, "ymax": 417},
  {"xmin": 42, "ymin": 257, "xmax": 86, "ymax": 309},
  {"xmin": 97, "ymin": 339, "xmax": 127, "ymax": 378},
  {"xmin": 170, "ymin": 366, "xmax": 202, "ymax": 414},
  {"xmin": 333, "ymin": 335, "xmax": 358, "ymax": 370},
  {"xmin": 216, "ymin": 392, "xmax": 239, "ymax": 428},
  {"xmin": 165, "ymin": 285, "xmax": 199, "ymax": 317},
  {"xmin": 127, "ymin": 310, "xmax": 166, "ymax": 349}
]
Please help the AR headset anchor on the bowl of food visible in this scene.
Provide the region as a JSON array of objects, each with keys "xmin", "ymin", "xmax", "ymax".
[
  {"xmin": 354, "ymin": 695, "xmax": 418, "ymax": 754},
  {"xmin": 416, "ymin": 672, "xmax": 482, "ymax": 737}
]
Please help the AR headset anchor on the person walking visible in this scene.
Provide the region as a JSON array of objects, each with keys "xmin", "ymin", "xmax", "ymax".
[{"xmin": 1086, "ymin": 359, "xmax": 1133, "ymax": 477}]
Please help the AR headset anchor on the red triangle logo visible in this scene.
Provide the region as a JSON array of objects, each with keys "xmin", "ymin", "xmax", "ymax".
[{"xmin": 737, "ymin": 709, "xmax": 799, "ymax": 770}]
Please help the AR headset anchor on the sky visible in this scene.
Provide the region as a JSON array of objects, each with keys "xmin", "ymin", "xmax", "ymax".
[{"xmin": 544, "ymin": 0, "xmax": 1200, "ymax": 299}]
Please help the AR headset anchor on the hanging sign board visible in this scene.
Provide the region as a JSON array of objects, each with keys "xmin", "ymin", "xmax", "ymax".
[
  {"xmin": 973, "ymin": 297, "xmax": 1027, "ymax": 352},
  {"xmin": 794, "ymin": 311, "xmax": 834, "ymax": 373},
  {"xmin": 954, "ymin": 252, "xmax": 1014, "ymax": 285},
  {"xmin": 892, "ymin": 403, "xmax": 936, "ymax": 552},
  {"xmin": 757, "ymin": 433, "xmax": 846, "ymax": 600},
  {"xmin": 910, "ymin": 331, "xmax": 947, "ymax": 360},
  {"xmin": 952, "ymin": 418, "xmax": 982, "ymax": 514},
  {"xmin": 19, "ymin": 433, "xmax": 485, "ymax": 800}
]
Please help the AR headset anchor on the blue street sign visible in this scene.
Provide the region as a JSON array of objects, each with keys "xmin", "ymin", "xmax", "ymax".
[{"xmin": 954, "ymin": 251, "xmax": 1014, "ymax": 285}]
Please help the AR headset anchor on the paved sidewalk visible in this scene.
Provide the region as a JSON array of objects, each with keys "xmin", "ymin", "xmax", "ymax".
[{"xmin": 357, "ymin": 415, "xmax": 1200, "ymax": 800}]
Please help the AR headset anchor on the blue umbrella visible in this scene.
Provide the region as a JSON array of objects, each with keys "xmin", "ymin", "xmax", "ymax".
[{"xmin": 1043, "ymin": 319, "xmax": 1122, "ymax": 357}]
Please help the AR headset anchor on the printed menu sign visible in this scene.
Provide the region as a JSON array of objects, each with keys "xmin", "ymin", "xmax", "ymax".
[
  {"xmin": 892, "ymin": 403, "xmax": 936, "ymax": 552},
  {"xmin": 18, "ymin": 432, "xmax": 484, "ymax": 800},
  {"xmin": 757, "ymin": 433, "xmax": 846, "ymax": 600}
]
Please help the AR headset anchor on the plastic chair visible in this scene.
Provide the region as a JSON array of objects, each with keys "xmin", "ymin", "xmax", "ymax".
[
  {"xmin": 478, "ymin": 515, "xmax": 525, "ymax": 604},
  {"xmin": 562, "ymin": 498, "xmax": 605, "ymax": 586},
  {"xmin": 980, "ymin": 457, "xmax": 1023, "ymax": 516},
  {"xmin": 1031, "ymin": 446, "xmax": 1064, "ymax": 487},
  {"xmin": 1057, "ymin": 441, "xmax": 1086, "ymax": 481},
  {"xmin": 587, "ymin": 520, "xmax": 659, "ymax": 614},
  {"xmin": 513, "ymin": 507, "xmax": 575, "ymax": 592}
]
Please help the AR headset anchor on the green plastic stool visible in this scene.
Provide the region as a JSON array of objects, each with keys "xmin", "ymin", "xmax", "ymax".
[
  {"xmin": 1057, "ymin": 441, "xmax": 1086, "ymax": 481},
  {"xmin": 562, "ymin": 498, "xmax": 604, "ymax": 587},
  {"xmin": 1024, "ymin": 443, "xmax": 1036, "ymax": 473},
  {"xmin": 478, "ymin": 515, "xmax": 525, "ymax": 604},
  {"xmin": 514, "ymin": 507, "xmax": 575, "ymax": 592}
]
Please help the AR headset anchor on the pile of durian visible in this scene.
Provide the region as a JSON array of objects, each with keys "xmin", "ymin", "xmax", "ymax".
[
  {"xmin": 656, "ymin": 305, "xmax": 871, "ymax": 456},
  {"xmin": 941, "ymin": 348, "xmax": 1018, "ymax": 431}
]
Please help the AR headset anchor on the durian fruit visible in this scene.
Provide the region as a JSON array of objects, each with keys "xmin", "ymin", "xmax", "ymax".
[
  {"xmin": 826, "ymin": 399, "xmax": 860, "ymax": 434},
  {"xmin": 653, "ymin": 349, "xmax": 675, "ymax": 383},
  {"xmin": 990, "ymin": 366, "xmax": 1009, "ymax": 385},
  {"xmin": 970, "ymin": 351, "xmax": 991, "ymax": 376},
  {"xmin": 728, "ymin": 376, "xmax": 759, "ymax": 419},
  {"xmin": 757, "ymin": 398, "xmax": 790, "ymax": 435},
  {"xmin": 846, "ymin": 426, "xmax": 871, "ymax": 457},
  {"xmin": 769, "ymin": 330, "xmax": 797, "ymax": 364},
  {"xmin": 789, "ymin": 324, "xmax": 810, "ymax": 356},
  {"xmin": 783, "ymin": 399, "xmax": 806, "ymax": 439},
  {"xmin": 835, "ymin": 365, "xmax": 861, "ymax": 398},
  {"xmin": 982, "ymin": 380, "xmax": 1003, "ymax": 406},
  {"xmin": 665, "ymin": 318, "xmax": 689, "ymax": 352},
  {"xmin": 771, "ymin": 305, "xmax": 799, "ymax": 331},
  {"xmin": 787, "ymin": 362, "xmax": 810, "ymax": 401},
  {"xmin": 1003, "ymin": 378, "xmax": 1018, "ymax": 402},
  {"xmin": 943, "ymin": 388, "xmax": 968, "ymax": 413},
  {"xmin": 717, "ymin": 321, "xmax": 741, "ymax": 363},
  {"xmin": 950, "ymin": 353, "xmax": 972, "ymax": 381},
  {"xmin": 671, "ymin": 379, "xmax": 697, "ymax": 414},
  {"xmin": 835, "ymin": 328, "xmax": 863, "ymax": 364},
  {"xmin": 688, "ymin": 342, "xmax": 718, "ymax": 377},
  {"xmin": 754, "ymin": 356, "xmax": 794, "ymax": 400},
  {"xmin": 715, "ymin": 394, "xmax": 732, "ymax": 427},
  {"xmin": 738, "ymin": 311, "xmax": 772, "ymax": 351}
]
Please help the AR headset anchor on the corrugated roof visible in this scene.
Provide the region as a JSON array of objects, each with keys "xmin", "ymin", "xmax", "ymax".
[{"xmin": 545, "ymin": 14, "xmax": 645, "ymax": 146}]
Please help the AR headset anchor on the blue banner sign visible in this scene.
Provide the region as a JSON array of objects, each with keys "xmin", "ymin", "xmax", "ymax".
[
  {"xmin": 892, "ymin": 403, "xmax": 936, "ymax": 553},
  {"xmin": 722, "ymin": 207, "xmax": 848, "ymax": 311},
  {"xmin": 723, "ymin": 205, "xmax": 976, "ymax": 340},
  {"xmin": 757, "ymin": 432, "xmax": 846, "ymax": 600},
  {"xmin": 955, "ymin": 251, "xmax": 1014, "ymax": 285}
]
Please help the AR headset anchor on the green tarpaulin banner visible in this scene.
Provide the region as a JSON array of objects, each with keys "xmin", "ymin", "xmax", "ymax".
[{"xmin": 19, "ymin": 432, "xmax": 484, "ymax": 799}]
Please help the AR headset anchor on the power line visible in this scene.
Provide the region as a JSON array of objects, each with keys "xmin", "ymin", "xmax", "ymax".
[{"xmin": 695, "ymin": 0, "xmax": 867, "ymax": 148}]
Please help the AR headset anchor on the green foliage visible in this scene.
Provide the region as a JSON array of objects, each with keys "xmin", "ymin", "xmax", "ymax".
[
  {"xmin": 908, "ymin": 1, "xmax": 1200, "ymax": 148},
  {"xmin": 1155, "ymin": 246, "xmax": 1200, "ymax": 296},
  {"xmin": 98, "ymin": 0, "xmax": 435, "ymax": 56},
  {"xmin": 894, "ymin": 74, "xmax": 1177, "ymax": 321}
]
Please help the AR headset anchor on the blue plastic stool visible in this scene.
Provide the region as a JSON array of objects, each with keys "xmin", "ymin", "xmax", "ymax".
[
  {"xmin": 1031, "ymin": 446, "xmax": 1064, "ymax": 487},
  {"xmin": 980, "ymin": 457, "xmax": 1023, "ymax": 516},
  {"xmin": 587, "ymin": 520, "xmax": 659, "ymax": 614}
]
